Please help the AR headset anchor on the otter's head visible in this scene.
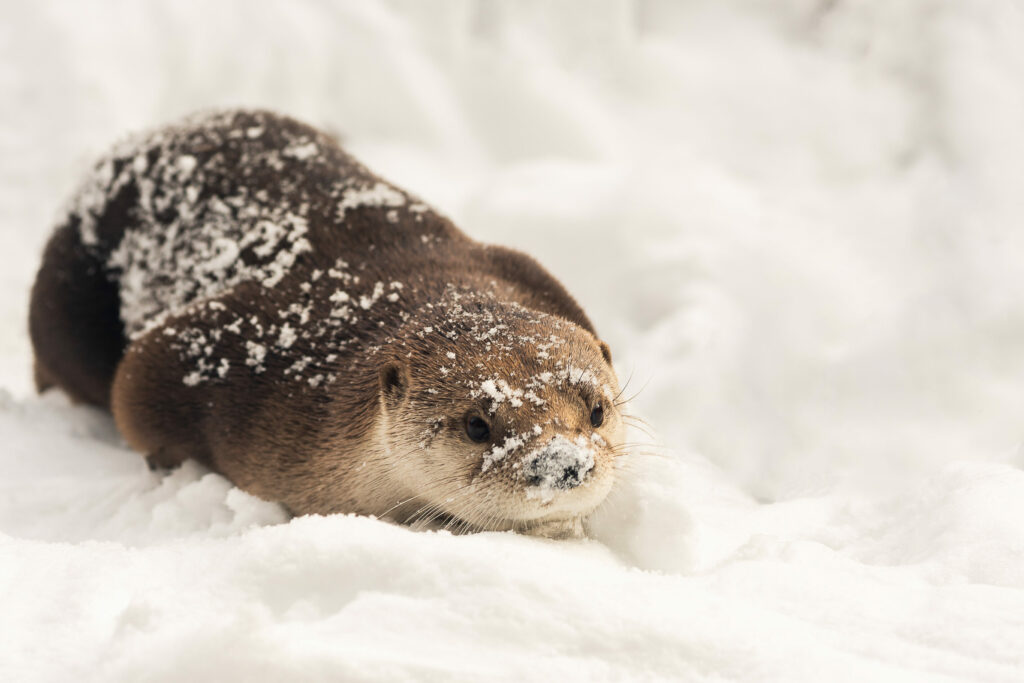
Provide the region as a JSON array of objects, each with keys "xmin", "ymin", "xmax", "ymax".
[{"xmin": 375, "ymin": 300, "xmax": 624, "ymax": 539}]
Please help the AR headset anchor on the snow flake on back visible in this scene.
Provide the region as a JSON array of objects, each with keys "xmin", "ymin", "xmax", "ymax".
[
  {"xmin": 336, "ymin": 182, "xmax": 407, "ymax": 221},
  {"xmin": 245, "ymin": 342, "xmax": 267, "ymax": 373},
  {"xmin": 359, "ymin": 282, "xmax": 386, "ymax": 310},
  {"xmin": 277, "ymin": 324, "xmax": 297, "ymax": 349},
  {"xmin": 283, "ymin": 140, "xmax": 319, "ymax": 160},
  {"xmin": 176, "ymin": 155, "xmax": 198, "ymax": 176},
  {"xmin": 68, "ymin": 111, "xmax": 338, "ymax": 341}
]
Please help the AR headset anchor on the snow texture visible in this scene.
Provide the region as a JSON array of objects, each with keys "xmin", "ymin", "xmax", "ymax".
[
  {"xmin": 3, "ymin": 1, "xmax": 1024, "ymax": 681},
  {"xmin": 523, "ymin": 435, "xmax": 596, "ymax": 502}
]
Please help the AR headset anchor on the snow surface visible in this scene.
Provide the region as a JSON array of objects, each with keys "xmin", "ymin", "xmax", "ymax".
[{"xmin": 4, "ymin": 1, "xmax": 1024, "ymax": 680}]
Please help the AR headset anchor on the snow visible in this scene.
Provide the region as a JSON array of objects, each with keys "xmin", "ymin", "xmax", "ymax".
[
  {"xmin": 336, "ymin": 181, "xmax": 408, "ymax": 220},
  {"xmin": 276, "ymin": 324, "xmax": 297, "ymax": 349},
  {"xmin": 523, "ymin": 435, "xmax": 597, "ymax": 502},
  {"xmin": 479, "ymin": 377, "xmax": 525, "ymax": 412},
  {"xmin": 282, "ymin": 140, "xmax": 319, "ymax": 161},
  {"xmin": 3, "ymin": 1, "xmax": 1024, "ymax": 680},
  {"xmin": 92, "ymin": 117, "xmax": 319, "ymax": 340}
]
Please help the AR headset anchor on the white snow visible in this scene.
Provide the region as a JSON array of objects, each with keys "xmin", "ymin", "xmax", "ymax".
[
  {"xmin": 244, "ymin": 341, "xmax": 267, "ymax": 372},
  {"xmin": 482, "ymin": 432, "xmax": 529, "ymax": 472},
  {"xmin": 336, "ymin": 181, "xmax": 407, "ymax": 220},
  {"xmin": 358, "ymin": 281, "xmax": 386, "ymax": 310},
  {"xmin": 282, "ymin": 140, "xmax": 319, "ymax": 160},
  {"xmin": 478, "ymin": 377, "xmax": 525, "ymax": 412},
  {"xmin": 276, "ymin": 323, "xmax": 297, "ymax": 349},
  {"xmin": 4, "ymin": 1, "xmax": 1024, "ymax": 681},
  {"xmin": 523, "ymin": 435, "xmax": 596, "ymax": 502}
]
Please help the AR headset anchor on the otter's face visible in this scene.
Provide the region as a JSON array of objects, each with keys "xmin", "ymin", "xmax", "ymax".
[{"xmin": 377, "ymin": 319, "xmax": 624, "ymax": 539}]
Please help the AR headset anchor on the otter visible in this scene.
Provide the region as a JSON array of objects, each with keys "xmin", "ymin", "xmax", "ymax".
[{"xmin": 29, "ymin": 110, "xmax": 623, "ymax": 538}]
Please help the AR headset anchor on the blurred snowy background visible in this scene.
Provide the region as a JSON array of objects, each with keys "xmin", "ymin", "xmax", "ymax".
[{"xmin": 3, "ymin": 1, "xmax": 1024, "ymax": 680}]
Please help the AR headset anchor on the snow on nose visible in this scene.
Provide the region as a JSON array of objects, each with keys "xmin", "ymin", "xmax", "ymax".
[{"xmin": 524, "ymin": 435, "xmax": 595, "ymax": 501}]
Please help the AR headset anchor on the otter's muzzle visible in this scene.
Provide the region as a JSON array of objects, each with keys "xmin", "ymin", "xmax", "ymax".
[{"xmin": 524, "ymin": 435, "xmax": 596, "ymax": 491}]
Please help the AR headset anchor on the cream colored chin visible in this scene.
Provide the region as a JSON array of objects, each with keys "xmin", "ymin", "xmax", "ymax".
[{"xmin": 519, "ymin": 516, "xmax": 585, "ymax": 540}]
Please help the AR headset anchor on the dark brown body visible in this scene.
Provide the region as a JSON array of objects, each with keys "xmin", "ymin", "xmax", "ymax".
[{"xmin": 29, "ymin": 110, "xmax": 608, "ymax": 519}]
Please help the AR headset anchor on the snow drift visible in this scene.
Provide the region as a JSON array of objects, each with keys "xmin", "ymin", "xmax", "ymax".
[{"xmin": 3, "ymin": 1, "xmax": 1024, "ymax": 680}]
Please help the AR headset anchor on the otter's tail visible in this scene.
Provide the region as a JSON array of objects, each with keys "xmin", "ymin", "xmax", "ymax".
[{"xmin": 29, "ymin": 222, "xmax": 125, "ymax": 408}]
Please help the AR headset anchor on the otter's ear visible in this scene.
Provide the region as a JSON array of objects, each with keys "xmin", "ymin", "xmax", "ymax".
[
  {"xmin": 378, "ymin": 361, "xmax": 410, "ymax": 408},
  {"xmin": 598, "ymin": 341, "xmax": 613, "ymax": 365}
]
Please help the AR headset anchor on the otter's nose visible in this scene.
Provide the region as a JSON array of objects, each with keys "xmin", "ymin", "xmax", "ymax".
[
  {"xmin": 526, "ymin": 458, "xmax": 582, "ymax": 489},
  {"xmin": 523, "ymin": 436, "xmax": 595, "ymax": 491}
]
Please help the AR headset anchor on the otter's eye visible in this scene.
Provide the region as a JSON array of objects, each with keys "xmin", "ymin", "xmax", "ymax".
[
  {"xmin": 590, "ymin": 403, "xmax": 605, "ymax": 428},
  {"xmin": 466, "ymin": 416, "xmax": 491, "ymax": 443}
]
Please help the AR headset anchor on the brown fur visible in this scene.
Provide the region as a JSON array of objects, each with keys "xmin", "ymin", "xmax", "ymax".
[{"xmin": 29, "ymin": 110, "xmax": 622, "ymax": 535}]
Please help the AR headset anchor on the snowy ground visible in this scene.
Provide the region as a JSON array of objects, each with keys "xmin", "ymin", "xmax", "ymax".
[{"xmin": 3, "ymin": 1, "xmax": 1024, "ymax": 680}]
